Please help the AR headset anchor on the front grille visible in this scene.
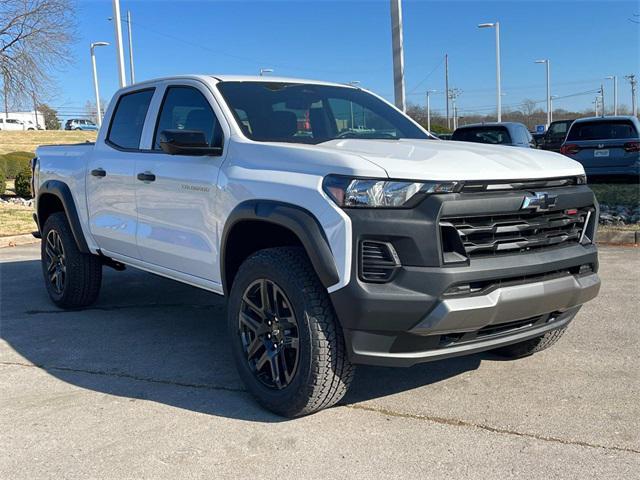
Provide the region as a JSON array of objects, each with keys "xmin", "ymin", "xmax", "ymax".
[
  {"xmin": 359, "ymin": 241, "xmax": 400, "ymax": 283},
  {"xmin": 441, "ymin": 208, "xmax": 592, "ymax": 258}
]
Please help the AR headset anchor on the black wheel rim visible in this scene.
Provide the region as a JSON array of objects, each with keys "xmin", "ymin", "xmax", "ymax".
[
  {"xmin": 238, "ymin": 279, "xmax": 300, "ymax": 390},
  {"xmin": 45, "ymin": 230, "xmax": 66, "ymax": 295}
]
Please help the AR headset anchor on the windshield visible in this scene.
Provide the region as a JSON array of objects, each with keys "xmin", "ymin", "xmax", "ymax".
[
  {"xmin": 451, "ymin": 126, "xmax": 512, "ymax": 145},
  {"xmin": 216, "ymin": 81, "xmax": 429, "ymax": 144}
]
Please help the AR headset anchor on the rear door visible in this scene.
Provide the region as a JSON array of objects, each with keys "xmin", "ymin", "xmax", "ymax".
[
  {"xmin": 87, "ymin": 88, "xmax": 155, "ymax": 258},
  {"xmin": 567, "ymin": 120, "xmax": 639, "ymax": 167},
  {"xmin": 134, "ymin": 81, "xmax": 228, "ymax": 282}
]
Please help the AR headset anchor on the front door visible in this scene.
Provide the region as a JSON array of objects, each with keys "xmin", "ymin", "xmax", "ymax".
[
  {"xmin": 134, "ymin": 83, "xmax": 226, "ymax": 282},
  {"xmin": 87, "ymin": 88, "xmax": 155, "ymax": 258}
]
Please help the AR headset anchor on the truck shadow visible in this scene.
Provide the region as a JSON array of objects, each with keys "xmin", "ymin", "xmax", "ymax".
[{"xmin": 1, "ymin": 258, "xmax": 481, "ymax": 422}]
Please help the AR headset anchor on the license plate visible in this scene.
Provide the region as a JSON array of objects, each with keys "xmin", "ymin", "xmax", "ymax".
[{"xmin": 594, "ymin": 149, "xmax": 609, "ymax": 157}]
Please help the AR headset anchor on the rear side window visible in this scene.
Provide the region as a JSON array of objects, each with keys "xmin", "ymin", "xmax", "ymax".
[
  {"xmin": 107, "ymin": 89, "xmax": 155, "ymax": 149},
  {"xmin": 452, "ymin": 126, "xmax": 512, "ymax": 145},
  {"xmin": 153, "ymin": 86, "xmax": 223, "ymax": 149},
  {"xmin": 567, "ymin": 120, "xmax": 638, "ymax": 141}
]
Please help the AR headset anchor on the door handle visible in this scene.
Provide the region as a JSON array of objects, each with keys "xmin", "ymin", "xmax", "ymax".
[
  {"xmin": 137, "ymin": 171, "xmax": 156, "ymax": 182},
  {"xmin": 91, "ymin": 168, "xmax": 106, "ymax": 177}
]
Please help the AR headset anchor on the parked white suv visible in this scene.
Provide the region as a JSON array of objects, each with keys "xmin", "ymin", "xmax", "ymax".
[
  {"xmin": 33, "ymin": 75, "xmax": 601, "ymax": 416},
  {"xmin": 0, "ymin": 117, "xmax": 25, "ymax": 131}
]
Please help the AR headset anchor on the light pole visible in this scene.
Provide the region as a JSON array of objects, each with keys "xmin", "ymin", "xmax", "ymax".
[
  {"xmin": 535, "ymin": 59, "xmax": 551, "ymax": 128},
  {"xmin": 550, "ymin": 95, "xmax": 558, "ymax": 123},
  {"xmin": 600, "ymin": 83, "xmax": 605, "ymax": 116},
  {"xmin": 259, "ymin": 68, "xmax": 274, "ymax": 76},
  {"xmin": 390, "ymin": 0, "xmax": 406, "ymax": 111},
  {"xmin": 426, "ymin": 89, "xmax": 437, "ymax": 132},
  {"xmin": 478, "ymin": 21, "xmax": 501, "ymax": 122},
  {"xmin": 126, "ymin": 10, "xmax": 135, "ymax": 84},
  {"xmin": 90, "ymin": 41, "xmax": 110, "ymax": 126},
  {"xmin": 625, "ymin": 74, "xmax": 637, "ymax": 116},
  {"xmin": 605, "ymin": 75, "xmax": 617, "ymax": 115},
  {"xmin": 111, "ymin": 0, "xmax": 126, "ymax": 87}
]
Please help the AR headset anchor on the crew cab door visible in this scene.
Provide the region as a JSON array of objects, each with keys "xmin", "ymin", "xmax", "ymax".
[
  {"xmin": 134, "ymin": 82, "xmax": 227, "ymax": 283},
  {"xmin": 87, "ymin": 88, "xmax": 155, "ymax": 258}
]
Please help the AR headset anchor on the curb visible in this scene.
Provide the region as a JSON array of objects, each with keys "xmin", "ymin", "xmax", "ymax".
[
  {"xmin": 597, "ymin": 230, "xmax": 639, "ymax": 246},
  {"xmin": 0, "ymin": 233, "xmax": 39, "ymax": 249}
]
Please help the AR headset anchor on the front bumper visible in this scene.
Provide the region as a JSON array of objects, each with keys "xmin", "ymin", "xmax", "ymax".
[{"xmin": 329, "ymin": 185, "xmax": 600, "ymax": 367}]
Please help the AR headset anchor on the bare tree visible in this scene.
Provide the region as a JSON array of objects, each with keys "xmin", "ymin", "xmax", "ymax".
[
  {"xmin": 521, "ymin": 99, "xmax": 538, "ymax": 118},
  {"xmin": 0, "ymin": 0, "xmax": 76, "ymax": 117}
]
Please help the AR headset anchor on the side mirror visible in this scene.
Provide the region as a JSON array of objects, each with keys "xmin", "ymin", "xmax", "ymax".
[{"xmin": 159, "ymin": 129, "xmax": 222, "ymax": 156}]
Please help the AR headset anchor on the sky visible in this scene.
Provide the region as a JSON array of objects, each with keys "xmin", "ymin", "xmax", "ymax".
[{"xmin": 48, "ymin": 0, "xmax": 640, "ymax": 120}]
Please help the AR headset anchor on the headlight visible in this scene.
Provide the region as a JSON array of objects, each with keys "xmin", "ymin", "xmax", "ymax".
[{"xmin": 323, "ymin": 175, "xmax": 460, "ymax": 208}]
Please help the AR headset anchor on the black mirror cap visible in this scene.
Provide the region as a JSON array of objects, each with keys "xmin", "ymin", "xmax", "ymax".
[{"xmin": 159, "ymin": 129, "xmax": 223, "ymax": 156}]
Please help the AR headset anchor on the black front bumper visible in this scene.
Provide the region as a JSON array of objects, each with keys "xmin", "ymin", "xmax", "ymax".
[{"xmin": 329, "ymin": 185, "xmax": 600, "ymax": 367}]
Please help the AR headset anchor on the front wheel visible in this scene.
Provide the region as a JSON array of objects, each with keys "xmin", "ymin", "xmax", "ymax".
[
  {"xmin": 227, "ymin": 247, "xmax": 353, "ymax": 417},
  {"xmin": 41, "ymin": 212, "xmax": 102, "ymax": 308}
]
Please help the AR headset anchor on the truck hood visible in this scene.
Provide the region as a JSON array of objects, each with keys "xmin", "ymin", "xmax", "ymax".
[{"xmin": 318, "ymin": 138, "xmax": 585, "ymax": 181}]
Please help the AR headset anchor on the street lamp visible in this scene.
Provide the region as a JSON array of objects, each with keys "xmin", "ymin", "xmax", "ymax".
[
  {"xmin": 259, "ymin": 68, "xmax": 274, "ymax": 76},
  {"xmin": 478, "ymin": 21, "xmax": 502, "ymax": 122},
  {"xmin": 90, "ymin": 41, "xmax": 110, "ymax": 126},
  {"xmin": 426, "ymin": 89, "xmax": 437, "ymax": 132},
  {"xmin": 605, "ymin": 75, "xmax": 618, "ymax": 115},
  {"xmin": 535, "ymin": 59, "xmax": 551, "ymax": 128}
]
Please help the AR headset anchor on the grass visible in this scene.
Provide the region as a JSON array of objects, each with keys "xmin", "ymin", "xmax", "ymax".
[
  {"xmin": 0, "ymin": 203, "xmax": 35, "ymax": 236},
  {"xmin": 0, "ymin": 130, "xmax": 97, "ymax": 155}
]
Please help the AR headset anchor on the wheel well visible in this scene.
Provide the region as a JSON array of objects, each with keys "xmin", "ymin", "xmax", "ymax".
[
  {"xmin": 37, "ymin": 193, "xmax": 65, "ymax": 228},
  {"xmin": 224, "ymin": 220, "xmax": 304, "ymax": 292}
]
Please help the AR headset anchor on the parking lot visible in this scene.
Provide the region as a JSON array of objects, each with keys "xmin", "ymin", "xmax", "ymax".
[{"xmin": 1, "ymin": 243, "xmax": 638, "ymax": 479}]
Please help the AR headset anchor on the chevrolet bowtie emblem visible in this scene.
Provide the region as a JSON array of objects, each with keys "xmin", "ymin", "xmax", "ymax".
[{"xmin": 521, "ymin": 191, "xmax": 557, "ymax": 211}]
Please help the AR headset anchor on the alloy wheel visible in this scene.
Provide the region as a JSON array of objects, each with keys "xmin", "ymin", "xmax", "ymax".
[
  {"xmin": 45, "ymin": 230, "xmax": 66, "ymax": 295},
  {"xmin": 238, "ymin": 279, "xmax": 300, "ymax": 389}
]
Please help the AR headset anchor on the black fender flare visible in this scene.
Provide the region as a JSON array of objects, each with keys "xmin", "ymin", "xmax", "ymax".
[
  {"xmin": 37, "ymin": 180, "xmax": 90, "ymax": 253},
  {"xmin": 221, "ymin": 200, "xmax": 340, "ymax": 293}
]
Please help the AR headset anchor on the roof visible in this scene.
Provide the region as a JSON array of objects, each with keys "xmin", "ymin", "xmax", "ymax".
[
  {"xmin": 454, "ymin": 122, "xmax": 526, "ymax": 129},
  {"xmin": 211, "ymin": 75, "xmax": 356, "ymax": 88},
  {"xmin": 572, "ymin": 115, "xmax": 639, "ymax": 123}
]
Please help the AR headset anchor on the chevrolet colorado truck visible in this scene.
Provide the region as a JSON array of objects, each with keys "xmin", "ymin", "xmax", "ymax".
[{"xmin": 33, "ymin": 75, "xmax": 601, "ymax": 417}]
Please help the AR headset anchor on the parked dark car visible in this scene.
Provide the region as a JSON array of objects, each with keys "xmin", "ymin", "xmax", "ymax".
[
  {"xmin": 537, "ymin": 119, "xmax": 575, "ymax": 152},
  {"xmin": 560, "ymin": 116, "xmax": 640, "ymax": 182},
  {"xmin": 452, "ymin": 122, "xmax": 535, "ymax": 148}
]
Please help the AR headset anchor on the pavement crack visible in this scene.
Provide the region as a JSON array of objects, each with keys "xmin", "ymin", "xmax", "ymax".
[
  {"xmin": 343, "ymin": 403, "xmax": 640, "ymax": 455},
  {"xmin": 0, "ymin": 361, "xmax": 246, "ymax": 394}
]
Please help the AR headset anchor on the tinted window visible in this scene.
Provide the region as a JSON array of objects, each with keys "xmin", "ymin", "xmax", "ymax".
[
  {"xmin": 153, "ymin": 86, "xmax": 222, "ymax": 149},
  {"xmin": 217, "ymin": 82, "xmax": 429, "ymax": 144},
  {"xmin": 452, "ymin": 126, "xmax": 512, "ymax": 145},
  {"xmin": 107, "ymin": 89, "xmax": 154, "ymax": 149},
  {"xmin": 567, "ymin": 120, "xmax": 638, "ymax": 141},
  {"xmin": 549, "ymin": 121, "xmax": 571, "ymax": 135}
]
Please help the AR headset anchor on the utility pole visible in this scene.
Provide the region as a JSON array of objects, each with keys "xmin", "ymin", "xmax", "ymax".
[
  {"xmin": 390, "ymin": 0, "xmax": 406, "ymax": 111},
  {"xmin": 593, "ymin": 97, "xmax": 599, "ymax": 117},
  {"xmin": 605, "ymin": 76, "xmax": 617, "ymax": 115},
  {"xmin": 112, "ymin": 0, "xmax": 127, "ymax": 87},
  {"xmin": 625, "ymin": 74, "xmax": 637, "ymax": 116},
  {"xmin": 600, "ymin": 83, "xmax": 605, "ymax": 116},
  {"xmin": 126, "ymin": 10, "xmax": 135, "ymax": 84},
  {"xmin": 426, "ymin": 89, "xmax": 436, "ymax": 132},
  {"xmin": 445, "ymin": 54, "xmax": 450, "ymax": 129},
  {"xmin": 33, "ymin": 93, "xmax": 39, "ymax": 129},
  {"xmin": 3, "ymin": 73, "xmax": 9, "ymax": 120}
]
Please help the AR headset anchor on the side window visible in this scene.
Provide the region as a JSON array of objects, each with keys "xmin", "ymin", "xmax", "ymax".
[
  {"xmin": 153, "ymin": 86, "xmax": 223, "ymax": 150},
  {"xmin": 107, "ymin": 89, "xmax": 154, "ymax": 149}
]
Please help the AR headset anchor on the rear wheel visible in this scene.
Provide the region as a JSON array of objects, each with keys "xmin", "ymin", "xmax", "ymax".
[
  {"xmin": 228, "ymin": 247, "xmax": 353, "ymax": 417},
  {"xmin": 491, "ymin": 327, "xmax": 568, "ymax": 359},
  {"xmin": 41, "ymin": 212, "xmax": 102, "ymax": 308}
]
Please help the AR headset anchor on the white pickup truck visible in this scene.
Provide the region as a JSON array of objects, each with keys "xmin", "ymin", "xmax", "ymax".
[{"xmin": 33, "ymin": 75, "xmax": 601, "ymax": 417}]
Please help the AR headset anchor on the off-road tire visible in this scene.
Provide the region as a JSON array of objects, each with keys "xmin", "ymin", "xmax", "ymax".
[
  {"xmin": 228, "ymin": 247, "xmax": 354, "ymax": 417},
  {"xmin": 41, "ymin": 212, "xmax": 102, "ymax": 308},
  {"xmin": 492, "ymin": 327, "xmax": 568, "ymax": 359}
]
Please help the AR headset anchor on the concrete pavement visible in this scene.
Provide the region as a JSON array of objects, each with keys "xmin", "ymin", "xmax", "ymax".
[{"xmin": 1, "ymin": 244, "xmax": 639, "ymax": 479}]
